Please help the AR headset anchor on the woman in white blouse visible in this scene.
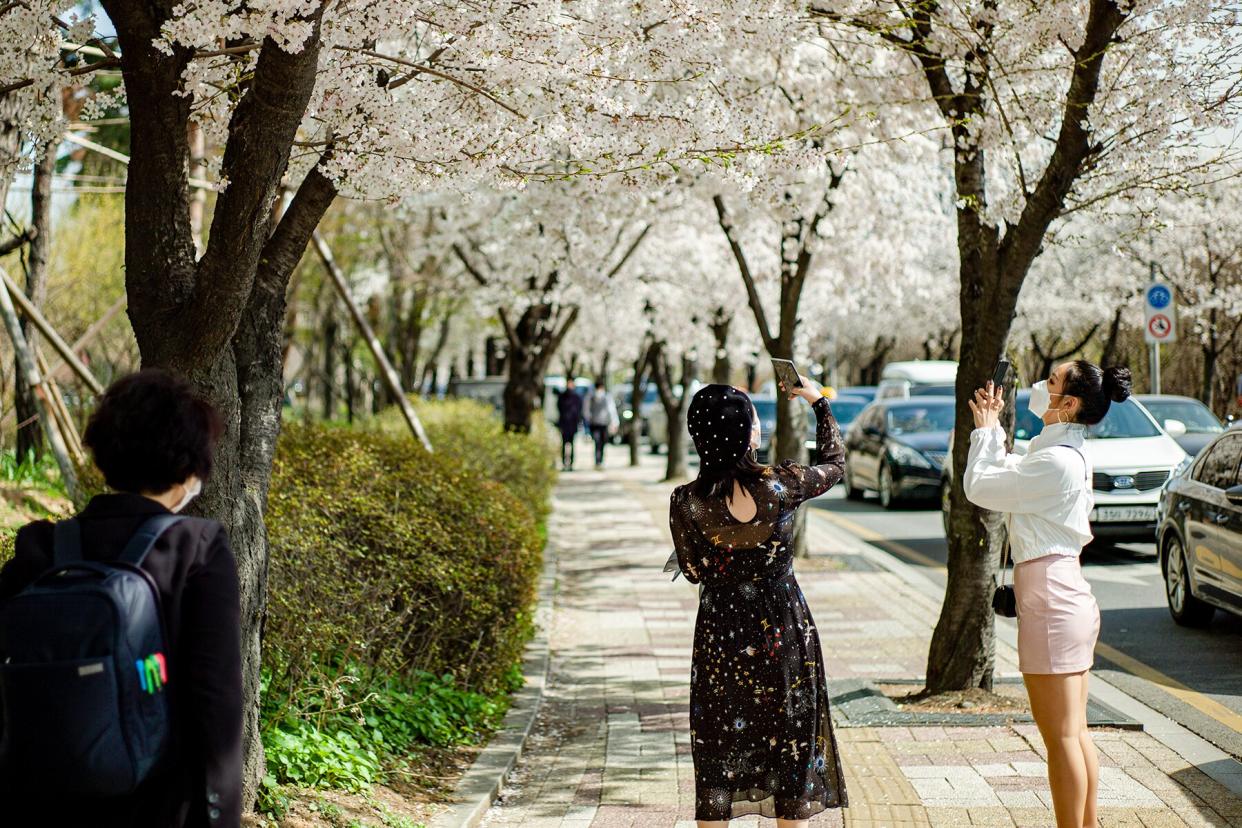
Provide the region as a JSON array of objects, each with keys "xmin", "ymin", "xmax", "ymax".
[{"xmin": 965, "ymin": 360, "xmax": 1132, "ymax": 828}]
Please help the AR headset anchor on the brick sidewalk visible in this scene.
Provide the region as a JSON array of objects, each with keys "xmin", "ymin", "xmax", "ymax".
[{"xmin": 480, "ymin": 457, "xmax": 1242, "ymax": 827}]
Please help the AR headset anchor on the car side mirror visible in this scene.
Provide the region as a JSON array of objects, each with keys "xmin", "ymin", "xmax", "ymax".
[
  {"xmin": 1163, "ymin": 419, "xmax": 1188, "ymax": 438},
  {"xmin": 1226, "ymin": 484, "xmax": 1242, "ymax": 506}
]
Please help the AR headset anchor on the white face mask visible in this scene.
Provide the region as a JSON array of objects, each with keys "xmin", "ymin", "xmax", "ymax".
[
  {"xmin": 1029, "ymin": 380, "xmax": 1072, "ymax": 422},
  {"xmin": 1027, "ymin": 380, "xmax": 1052, "ymax": 418},
  {"xmin": 172, "ymin": 477, "xmax": 202, "ymax": 513}
]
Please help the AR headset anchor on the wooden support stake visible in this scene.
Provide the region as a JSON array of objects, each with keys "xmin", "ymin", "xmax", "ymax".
[
  {"xmin": 0, "ymin": 266, "xmax": 78, "ymax": 498},
  {"xmin": 36, "ymin": 349, "xmax": 84, "ymax": 463},
  {"xmin": 0, "ymin": 269, "xmax": 104, "ymax": 396},
  {"xmin": 311, "ymin": 231, "xmax": 433, "ymax": 452}
]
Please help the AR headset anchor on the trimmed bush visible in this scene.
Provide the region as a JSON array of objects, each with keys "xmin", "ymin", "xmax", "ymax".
[
  {"xmin": 264, "ymin": 401, "xmax": 554, "ymax": 709},
  {"xmin": 373, "ymin": 397, "xmax": 558, "ymax": 525}
]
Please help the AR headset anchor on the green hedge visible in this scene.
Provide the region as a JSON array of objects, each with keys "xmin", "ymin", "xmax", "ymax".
[
  {"xmin": 264, "ymin": 399, "xmax": 555, "ymax": 708},
  {"xmin": 373, "ymin": 397, "xmax": 558, "ymax": 525}
]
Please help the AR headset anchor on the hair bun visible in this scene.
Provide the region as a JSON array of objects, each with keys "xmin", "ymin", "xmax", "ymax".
[{"xmin": 1102, "ymin": 366, "xmax": 1132, "ymax": 403}]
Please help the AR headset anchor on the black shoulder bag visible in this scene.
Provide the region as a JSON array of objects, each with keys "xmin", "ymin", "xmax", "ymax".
[{"xmin": 992, "ymin": 541, "xmax": 1016, "ymax": 618}]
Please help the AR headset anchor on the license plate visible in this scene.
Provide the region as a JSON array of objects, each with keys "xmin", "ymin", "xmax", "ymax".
[{"xmin": 1091, "ymin": 506, "xmax": 1157, "ymax": 523}]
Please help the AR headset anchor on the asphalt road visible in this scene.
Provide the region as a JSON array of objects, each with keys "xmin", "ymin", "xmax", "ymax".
[{"xmin": 808, "ymin": 487, "xmax": 1242, "ymax": 758}]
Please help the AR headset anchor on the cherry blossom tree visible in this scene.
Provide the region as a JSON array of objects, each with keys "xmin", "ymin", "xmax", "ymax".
[
  {"xmin": 814, "ymin": 0, "xmax": 1242, "ymax": 693},
  {"xmin": 447, "ymin": 185, "xmax": 652, "ymax": 432},
  {"xmin": 0, "ymin": 0, "xmax": 856, "ymax": 794},
  {"xmin": 1129, "ymin": 182, "xmax": 1242, "ymax": 409}
]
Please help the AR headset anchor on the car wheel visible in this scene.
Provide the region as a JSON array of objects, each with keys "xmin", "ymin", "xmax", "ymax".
[
  {"xmin": 1164, "ymin": 535, "xmax": 1214, "ymax": 627},
  {"xmin": 844, "ymin": 459, "xmax": 865, "ymax": 501},
  {"xmin": 879, "ymin": 463, "xmax": 899, "ymax": 510}
]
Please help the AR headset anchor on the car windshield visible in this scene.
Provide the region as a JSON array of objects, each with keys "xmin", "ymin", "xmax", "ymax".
[
  {"xmin": 1140, "ymin": 400, "xmax": 1222, "ymax": 433},
  {"xmin": 886, "ymin": 403, "xmax": 955, "ymax": 435},
  {"xmin": 909, "ymin": 385, "xmax": 955, "ymax": 397},
  {"xmin": 827, "ymin": 399, "xmax": 867, "ymax": 427},
  {"xmin": 1087, "ymin": 398, "xmax": 1161, "ymax": 439}
]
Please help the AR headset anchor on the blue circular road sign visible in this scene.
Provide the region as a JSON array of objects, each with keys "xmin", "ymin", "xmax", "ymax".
[{"xmin": 1147, "ymin": 284, "xmax": 1171, "ymax": 309}]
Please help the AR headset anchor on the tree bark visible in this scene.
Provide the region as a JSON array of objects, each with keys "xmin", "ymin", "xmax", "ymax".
[
  {"xmin": 628, "ymin": 341, "xmax": 651, "ymax": 467},
  {"xmin": 710, "ymin": 308, "xmax": 732, "ymax": 384},
  {"xmin": 15, "ymin": 144, "xmax": 54, "ymax": 461},
  {"xmin": 103, "ymin": 0, "xmax": 338, "ymax": 802},
  {"xmin": 321, "ymin": 312, "xmax": 338, "ymax": 420},
  {"xmin": 921, "ymin": 0, "xmax": 1127, "ymax": 694},
  {"xmin": 651, "ymin": 341, "xmax": 694, "ymax": 480},
  {"xmin": 1098, "ymin": 307, "xmax": 1124, "ymax": 369},
  {"xmin": 497, "ymin": 302, "xmax": 579, "ymax": 432}
]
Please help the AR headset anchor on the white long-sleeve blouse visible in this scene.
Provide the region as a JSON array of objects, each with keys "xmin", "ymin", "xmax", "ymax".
[{"xmin": 963, "ymin": 422, "xmax": 1093, "ymax": 564}]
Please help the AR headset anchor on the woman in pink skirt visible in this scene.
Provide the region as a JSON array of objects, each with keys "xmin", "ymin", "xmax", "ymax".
[{"xmin": 964, "ymin": 360, "xmax": 1132, "ymax": 828}]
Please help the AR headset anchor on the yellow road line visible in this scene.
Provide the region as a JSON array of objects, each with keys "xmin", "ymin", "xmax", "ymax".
[
  {"xmin": 1094, "ymin": 640, "xmax": 1242, "ymax": 736},
  {"xmin": 811, "ymin": 509, "xmax": 946, "ymax": 571}
]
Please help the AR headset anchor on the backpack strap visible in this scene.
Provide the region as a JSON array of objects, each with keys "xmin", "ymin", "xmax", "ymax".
[
  {"xmin": 52, "ymin": 518, "xmax": 83, "ymax": 566},
  {"xmin": 117, "ymin": 514, "xmax": 185, "ymax": 567}
]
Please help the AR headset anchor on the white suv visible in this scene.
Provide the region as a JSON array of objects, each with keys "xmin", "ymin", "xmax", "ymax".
[{"xmin": 942, "ymin": 392, "xmax": 1189, "ymax": 543}]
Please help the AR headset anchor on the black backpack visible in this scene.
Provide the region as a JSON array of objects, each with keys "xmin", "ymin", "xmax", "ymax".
[{"xmin": 0, "ymin": 514, "xmax": 183, "ymax": 796}]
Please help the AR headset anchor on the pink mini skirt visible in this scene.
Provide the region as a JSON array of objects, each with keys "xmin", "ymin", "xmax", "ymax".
[{"xmin": 1013, "ymin": 554, "xmax": 1100, "ymax": 675}]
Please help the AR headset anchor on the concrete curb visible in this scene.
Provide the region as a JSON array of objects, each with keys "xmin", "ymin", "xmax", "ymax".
[
  {"xmin": 808, "ymin": 509, "xmax": 1242, "ymax": 800},
  {"xmin": 428, "ymin": 536, "xmax": 558, "ymax": 828}
]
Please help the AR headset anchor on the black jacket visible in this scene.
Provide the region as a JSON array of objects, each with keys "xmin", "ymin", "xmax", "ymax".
[{"xmin": 0, "ymin": 493, "xmax": 243, "ymax": 828}]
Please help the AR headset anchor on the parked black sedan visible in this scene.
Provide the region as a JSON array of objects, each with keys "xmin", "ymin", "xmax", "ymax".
[
  {"xmin": 1156, "ymin": 428, "xmax": 1242, "ymax": 627},
  {"xmin": 843, "ymin": 397, "xmax": 955, "ymax": 508}
]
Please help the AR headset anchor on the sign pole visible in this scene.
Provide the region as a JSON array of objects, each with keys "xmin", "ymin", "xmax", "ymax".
[
  {"xmin": 1151, "ymin": 342, "xmax": 1160, "ymax": 395},
  {"xmin": 1143, "ymin": 262, "xmax": 1174, "ymax": 395}
]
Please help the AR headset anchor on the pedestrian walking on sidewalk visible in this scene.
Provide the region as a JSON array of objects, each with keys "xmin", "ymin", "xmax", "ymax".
[
  {"xmin": 964, "ymin": 360, "xmax": 1132, "ymax": 828},
  {"xmin": 585, "ymin": 380, "xmax": 618, "ymax": 469},
  {"xmin": 668, "ymin": 378, "xmax": 848, "ymax": 827},
  {"xmin": 556, "ymin": 387, "xmax": 584, "ymax": 471},
  {"xmin": 0, "ymin": 369, "xmax": 242, "ymax": 828}
]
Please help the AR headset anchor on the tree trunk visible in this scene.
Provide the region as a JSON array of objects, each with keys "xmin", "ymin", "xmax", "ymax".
[
  {"xmin": 502, "ymin": 355, "xmax": 540, "ymax": 433},
  {"xmin": 926, "ymin": 226, "xmax": 1009, "ymax": 694},
  {"xmin": 499, "ymin": 300, "xmax": 578, "ymax": 431},
  {"xmin": 107, "ymin": 0, "xmax": 338, "ymax": 804},
  {"xmin": 15, "ymin": 144, "xmax": 54, "ymax": 461},
  {"xmin": 629, "ymin": 342, "xmax": 651, "ymax": 467},
  {"xmin": 710, "ymin": 308, "xmax": 732, "ymax": 384},
  {"xmin": 651, "ymin": 345, "xmax": 693, "ymax": 481},
  {"xmin": 419, "ymin": 309, "xmax": 454, "ymax": 395},
  {"xmin": 664, "ymin": 403, "xmax": 688, "ymax": 479},
  {"xmin": 321, "ymin": 314, "xmax": 337, "ymax": 420}
]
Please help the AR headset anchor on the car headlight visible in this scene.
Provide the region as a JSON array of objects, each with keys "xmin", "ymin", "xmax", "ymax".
[
  {"xmin": 622, "ymin": 410, "xmax": 634, "ymax": 420},
  {"xmin": 888, "ymin": 442, "xmax": 933, "ymax": 469},
  {"xmin": 1172, "ymin": 455, "xmax": 1193, "ymax": 479}
]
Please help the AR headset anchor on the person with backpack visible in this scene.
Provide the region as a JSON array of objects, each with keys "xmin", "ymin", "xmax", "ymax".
[{"xmin": 0, "ymin": 369, "xmax": 242, "ymax": 828}]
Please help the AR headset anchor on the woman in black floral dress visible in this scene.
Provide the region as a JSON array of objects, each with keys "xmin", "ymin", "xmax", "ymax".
[{"xmin": 669, "ymin": 379, "xmax": 847, "ymax": 826}]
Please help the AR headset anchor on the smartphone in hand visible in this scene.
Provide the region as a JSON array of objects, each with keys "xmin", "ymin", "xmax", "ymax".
[
  {"xmin": 991, "ymin": 359, "xmax": 1011, "ymax": 389},
  {"xmin": 771, "ymin": 358, "xmax": 803, "ymax": 394}
]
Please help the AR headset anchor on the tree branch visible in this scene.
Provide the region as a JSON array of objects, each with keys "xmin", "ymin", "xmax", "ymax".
[
  {"xmin": 452, "ymin": 243, "xmax": 490, "ymax": 287},
  {"xmin": 188, "ymin": 24, "xmax": 326, "ymax": 364},
  {"xmin": 0, "ymin": 227, "xmax": 33, "ymax": 256},
  {"xmin": 604, "ymin": 224, "xmax": 650, "ymax": 279},
  {"xmin": 713, "ymin": 194, "xmax": 775, "ymax": 350},
  {"xmin": 999, "ymin": 0, "xmax": 1127, "ymax": 281}
]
